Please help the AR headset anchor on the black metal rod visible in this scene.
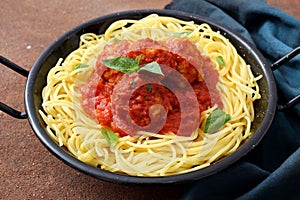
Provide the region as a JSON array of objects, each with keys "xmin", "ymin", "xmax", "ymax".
[
  {"xmin": 271, "ymin": 46, "xmax": 300, "ymax": 71},
  {"xmin": 0, "ymin": 55, "xmax": 28, "ymax": 119},
  {"xmin": 0, "ymin": 55, "xmax": 29, "ymax": 77},
  {"xmin": 271, "ymin": 46, "xmax": 300, "ymax": 111},
  {"xmin": 277, "ymin": 95, "xmax": 300, "ymax": 111},
  {"xmin": 0, "ymin": 102, "xmax": 27, "ymax": 119}
]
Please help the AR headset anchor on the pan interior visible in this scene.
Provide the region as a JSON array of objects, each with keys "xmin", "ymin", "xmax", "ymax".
[{"xmin": 25, "ymin": 10, "xmax": 277, "ymax": 184}]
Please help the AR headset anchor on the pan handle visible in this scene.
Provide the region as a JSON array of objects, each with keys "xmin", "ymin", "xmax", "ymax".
[
  {"xmin": 0, "ymin": 55, "xmax": 28, "ymax": 119},
  {"xmin": 271, "ymin": 47, "xmax": 300, "ymax": 111}
]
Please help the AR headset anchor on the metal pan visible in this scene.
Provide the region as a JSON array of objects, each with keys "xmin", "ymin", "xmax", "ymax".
[{"xmin": 1, "ymin": 9, "xmax": 300, "ymax": 184}]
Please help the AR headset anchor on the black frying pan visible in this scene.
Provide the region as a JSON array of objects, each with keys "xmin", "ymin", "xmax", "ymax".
[{"xmin": 1, "ymin": 9, "xmax": 300, "ymax": 184}]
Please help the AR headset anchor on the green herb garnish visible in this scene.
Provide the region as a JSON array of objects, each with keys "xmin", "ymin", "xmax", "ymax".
[
  {"xmin": 111, "ymin": 37, "xmax": 121, "ymax": 43},
  {"xmin": 102, "ymin": 56, "xmax": 141, "ymax": 74},
  {"xmin": 130, "ymin": 79, "xmax": 137, "ymax": 88},
  {"xmin": 139, "ymin": 62, "xmax": 164, "ymax": 76},
  {"xmin": 100, "ymin": 128, "xmax": 119, "ymax": 147},
  {"xmin": 73, "ymin": 63, "xmax": 89, "ymax": 71},
  {"xmin": 204, "ymin": 109, "xmax": 231, "ymax": 133},
  {"xmin": 146, "ymin": 84, "xmax": 152, "ymax": 92},
  {"xmin": 102, "ymin": 56, "xmax": 164, "ymax": 76},
  {"xmin": 216, "ymin": 56, "xmax": 226, "ymax": 67}
]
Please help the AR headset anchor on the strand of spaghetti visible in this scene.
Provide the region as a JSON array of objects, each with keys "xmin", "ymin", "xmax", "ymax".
[
  {"xmin": 159, "ymin": 142, "xmax": 188, "ymax": 175},
  {"xmin": 157, "ymin": 144, "xmax": 177, "ymax": 175},
  {"xmin": 125, "ymin": 138, "xmax": 179, "ymax": 149},
  {"xmin": 38, "ymin": 14, "xmax": 262, "ymax": 176}
]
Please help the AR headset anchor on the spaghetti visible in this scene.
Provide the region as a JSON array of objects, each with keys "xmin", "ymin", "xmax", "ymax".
[{"xmin": 39, "ymin": 14, "xmax": 262, "ymax": 176}]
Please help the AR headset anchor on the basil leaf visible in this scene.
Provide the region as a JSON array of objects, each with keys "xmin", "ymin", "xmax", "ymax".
[
  {"xmin": 130, "ymin": 79, "xmax": 137, "ymax": 88},
  {"xmin": 101, "ymin": 56, "xmax": 140, "ymax": 74},
  {"xmin": 204, "ymin": 109, "xmax": 231, "ymax": 133},
  {"xmin": 146, "ymin": 84, "xmax": 152, "ymax": 92},
  {"xmin": 138, "ymin": 62, "xmax": 164, "ymax": 76},
  {"xmin": 216, "ymin": 56, "xmax": 225, "ymax": 67},
  {"xmin": 135, "ymin": 54, "xmax": 142, "ymax": 64},
  {"xmin": 111, "ymin": 38, "xmax": 121, "ymax": 43},
  {"xmin": 73, "ymin": 63, "xmax": 89, "ymax": 70},
  {"xmin": 102, "ymin": 56, "xmax": 164, "ymax": 76},
  {"xmin": 100, "ymin": 128, "xmax": 119, "ymax": 147}
]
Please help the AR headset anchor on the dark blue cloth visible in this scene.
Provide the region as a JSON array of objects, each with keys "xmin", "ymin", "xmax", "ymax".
[{"xmin": 165, "ymin": 0, "xmax": 300, "ymax": 199}]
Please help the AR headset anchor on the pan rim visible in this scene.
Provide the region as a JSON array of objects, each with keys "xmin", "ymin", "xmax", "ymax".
[{"xmin": 24, "ymin": 9, "xmax": 277, "ymax": 184}]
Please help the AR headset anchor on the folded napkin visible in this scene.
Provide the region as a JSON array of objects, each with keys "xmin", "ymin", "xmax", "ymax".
[{"xmin": 165, "ymin": 0, "xmax": 300, "ymax": 199}]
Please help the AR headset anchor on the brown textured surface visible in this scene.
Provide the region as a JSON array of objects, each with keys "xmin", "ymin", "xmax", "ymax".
[{"xmin": 0, "ymin": 0, "xmax": 299, "ymax": 199}]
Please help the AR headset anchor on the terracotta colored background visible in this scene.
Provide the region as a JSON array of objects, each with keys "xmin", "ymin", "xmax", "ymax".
[{"xmin": 1, "ymin": 0, "xmax": 299, "ymax": 199}]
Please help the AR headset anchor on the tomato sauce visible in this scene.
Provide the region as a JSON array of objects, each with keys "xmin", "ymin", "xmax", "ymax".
[{"xmin": 80, "ymin": 38, "xmax": 222, "ymax": 137}]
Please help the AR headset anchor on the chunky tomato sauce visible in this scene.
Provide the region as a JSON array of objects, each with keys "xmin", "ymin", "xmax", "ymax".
[{"xmin": 81, "ymin": 38, "xmax": 222, "ymax": 137}]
